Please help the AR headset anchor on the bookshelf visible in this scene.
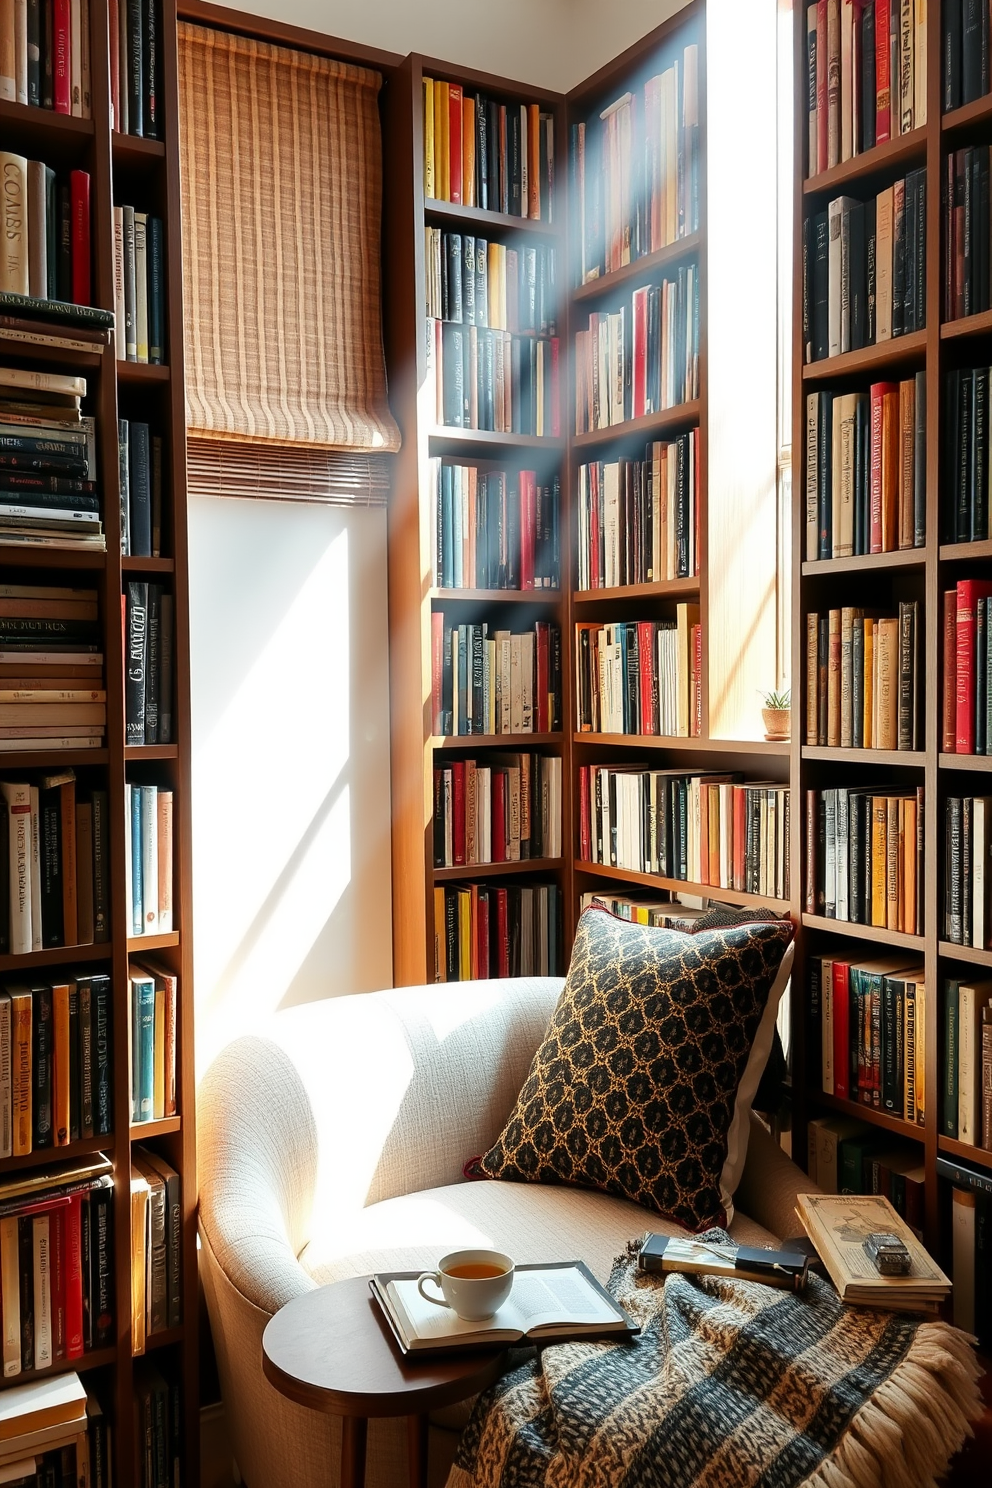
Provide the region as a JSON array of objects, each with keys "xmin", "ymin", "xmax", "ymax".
[{"xmin": 0, "ymin": 1, "xmax": 198, "ymax": 1482}]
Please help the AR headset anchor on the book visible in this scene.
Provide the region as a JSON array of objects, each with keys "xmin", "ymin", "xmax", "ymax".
[
  {"xmin": 423, "ymin": 76, "xmax": 554, "ymax": 223},
  {"xmin": 0, "ymin": 1371, "xmax": 86, "ymax": 1441},
  {"xmin": 371, "ymin": 1261, "xmax": 635, "ymax": 1354},
  {"xmin": 435, "ymin": 880, "xmax": 560, "ymax": 981},
  {"xmin": 796, "ymin": 1192, "xmax": 950, "ymax": 1311}
]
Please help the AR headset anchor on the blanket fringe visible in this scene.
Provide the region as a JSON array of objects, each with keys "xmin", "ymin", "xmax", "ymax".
[{"xmin": 800, "ymin": 1323, "xmax": 984, "ymax": 1488}]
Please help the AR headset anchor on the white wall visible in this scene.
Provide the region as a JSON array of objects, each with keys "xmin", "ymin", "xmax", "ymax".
[{"xmin": 188, "ymin": 496, "xmax": 393, "ymax": 1078}]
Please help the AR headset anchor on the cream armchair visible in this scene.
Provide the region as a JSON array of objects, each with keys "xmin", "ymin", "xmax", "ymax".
[{"xmin": 197, "ymin": 977, "xmax": 818, "ymax": 1488}]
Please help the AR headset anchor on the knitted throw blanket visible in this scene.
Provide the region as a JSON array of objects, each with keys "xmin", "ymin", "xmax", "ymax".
[{"xmin": 447, "ymin": 1234, "xmax": 983, "ymax": 1488}]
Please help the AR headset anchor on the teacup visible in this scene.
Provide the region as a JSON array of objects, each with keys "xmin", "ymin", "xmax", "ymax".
[{"xmin": 416, "ymin": 1248, "xmax": 514, "ymax": 1321}]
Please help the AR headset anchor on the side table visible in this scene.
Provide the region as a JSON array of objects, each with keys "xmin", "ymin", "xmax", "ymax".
[{"xmin": 261, "ymin": 1275, "xmax": 508, "ymax": 1488}]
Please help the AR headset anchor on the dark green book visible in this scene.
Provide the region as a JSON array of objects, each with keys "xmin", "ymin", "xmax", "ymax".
[{"xmin": 945, "ymin": 979, "xmax": 961, "ymax": 1138}]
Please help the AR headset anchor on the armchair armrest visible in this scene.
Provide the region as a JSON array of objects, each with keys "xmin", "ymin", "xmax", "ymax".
[{"xmin": 734, "ymin": 1112, "xmax": 822, "ymax": 1243}]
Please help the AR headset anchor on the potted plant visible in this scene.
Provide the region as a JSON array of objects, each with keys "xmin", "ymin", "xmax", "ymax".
[{"xmin": 760, "ymin": 688, "xmax": 791, "ymax": 741}]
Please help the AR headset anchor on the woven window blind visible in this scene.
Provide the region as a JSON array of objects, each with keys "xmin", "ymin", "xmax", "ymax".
[{"xmin": 177, "ymin": 23, "xmax": 400, "ymax": 460}]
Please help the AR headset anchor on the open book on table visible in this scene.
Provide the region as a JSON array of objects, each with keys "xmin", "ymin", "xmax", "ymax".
[{"xmin": 370, "ymin": 1261, "xmax": 638, "ymax": 1354}]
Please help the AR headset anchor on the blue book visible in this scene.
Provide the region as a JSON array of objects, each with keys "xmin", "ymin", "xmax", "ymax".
[
  {"xmin": 132, "ymin": 974, "xmax": 156, "ymax": 1121},
  {"xmin": 130, "ymin": 784, "xmax": 143, "ymax": 935}
]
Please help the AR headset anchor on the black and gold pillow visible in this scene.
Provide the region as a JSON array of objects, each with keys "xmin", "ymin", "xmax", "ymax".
[{"xmin": 468, "ymin": 906, "xmax": 794, "ymax": 1233}]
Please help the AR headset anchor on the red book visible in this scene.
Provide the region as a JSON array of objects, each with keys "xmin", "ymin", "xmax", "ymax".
[
  {"xmin": 943, "ymin": 588, "xmax": 957, "ymax": 752},
  {"xmin": 733, "ymin": 785, "xmax": 746, "ymax": 891},
  {"xmin": 956, "ymin": 580, "xmax": 992, "ymax": 752},
  {"xmin": 550, "ymin": 338, "xmax": 561, "ymax": 437},
  {"xmin": 108, "ymin": 0, "xmax": 120, "ymax": 128},
  {"xmin": 520, "ymin": 471, "xmax": 535, "ymax": 589},
  {"xmin": 451, "ymin": 760, "xmax": 466, "ymax": 865},
  {"xmin": 579, "ymin": 766, "xmax": 591, "ymax": 859},
  {"xmin": 477, "ymin": 890, "xmax": 490, "ymax": 979},
  {"xmin": 632, "ymin": 288, "xmax": 648, "ymax": 420},
  {"xmin": 64, "ymin": 1194, "xmax": 83, "ymax": 1359},
  {"xmin": 491, "ymin": 770, "xmax": 506, "ymax": 862},
  {"xmin": 495, "ymin": 887, "xmax": 510, "ymax": 975},
  {"xmin": 53, "ymin": 0, "xmax": 71, "ymax": 114},
  {"xmin": 637, "ymin": 621, "xmax": 655, "ymax": 734},
  {"xmin": 691, "ymin": 623, "xmax": 702, "ymax": 735},
  {"xmin": 70, "ymin": 170, "xmax": 91, "ymax": 306},
  {"xmin": 875, "ymin": 0, "xmax": 891, "ymax": 144},
  {"xmin": 816, "ymin": 0, "xmax": 828, "ymax": 172},
  {"xmin": 535, "ymin": 621, "xmax": 549, "ymax": 733},
  {"xmin": 954, "ymin": 150, "xmax": 966, "ymax": 318},
  {"xmin": 869, "ymin": 382, "xmax": 897, "ymax": 553},
  {"xmin": 448, "ymin": 85, "xmax": 463, "ymax": 205},
  {"xmin": 468, "ymin": 883, "xmax": 479, "ymax": 978},
  {"xmin": 431, "ymin": 611, "xmax": 444, "ymax": 735},
  {"xmin": 50, "ymin": 1206, "xmax": 66, "ymax": 1361},
  {"xmin": 832, "ymin": 960, "xmax": 852, "ymax": 1101}
]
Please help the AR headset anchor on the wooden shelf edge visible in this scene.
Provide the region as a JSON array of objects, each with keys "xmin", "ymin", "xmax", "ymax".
[
  {"xmin": 940, "ymin": 309, "xmax": 992, "ymax": 341},
  {"xmin": 802, "ymin": 128, "xmax": 926, "ymax": 197},
  {"xmin": 430, "ymin": 587, "xmax": 561, "ymax": 604},
  {"xmin": 938, "ymin": 940, "xmax": 992, "ymax": 968},
  {"xmin": 0, "ymin": 1134, "xmax": 113, "ymax": 1174},
  {"xmin": 0, "ymin": 941, "xmax": 111, "ymax": 973},
  {"xmin": 428, "ymin": 427, "xmax": 564, "ymax": 451},
  {"xmin": 573, "ymin": 732, "xmax": 790, "ymax": 756},
  {"xmin": 0, "ymin": 1347, "xmax": 117, "ymax": 1392},
  {"xmin": 124, "ymin": 744, "xmax": 179, "ymax": 759},
  {"xmin": 0, "ymin": 98, "xmax": 95, "ymax": 139},
  {"xmin": 127, "ymin": 932, "xmax": 179, "ymax": 952},
  {"xmin": 571, "ymin": 233, "xmax": 702, "ymax": 304},
  {"xmin": 801, "ymin": 914, "xmax": 924, "ymax": 950},
  {"xmin": 937, "ymin": 1136, "xmax": 992, "ymax": 1171},
  {"xmin": 572, "ymin": 578, "xmax": 700, "ymax": 602},
  {"xmin": 572, "ymin": 401, "xmax": 700, "ymax": 450},
  {"xmin": 942, "ymin": 93, "xmax": 992, "ymax": 136},
  {"xmin": 574, "ymin": 859, "xmax": 790, "ymax": 911},
  {"xmin": 801, "ymin": 330, "xmax": 927, "ymax": 383},
  {"xmin": 423, "ymin": 197, "xmax": 557, "ymax": 237},
  {"xmin": 811, "ymin": 1089, "xmax": 926, "ymax": 1141},
  {"xmin": 939, "ymin": 753, "xmax": 992, "ymax": 772},
  {"xmin": 433, "ymin": 858, "xmax": 563, "ymax": 881},
  {"xmin": 939, "ymin": 539, "xmax": 992, "ymax": 562},
  {"xmin": 432, "ymin": 733, "xmax": 563, "ymax": 749},
  {"xmin": 801, "ymin": 746, "xmax": 925, "ymax": 766},
  {"xmin": 131, "ymin": 1116, "xmax": 181, "ymax": 1139},
  {"xmin": 802, "ymin": 549, "xmax": 925, "ymax": 576}
]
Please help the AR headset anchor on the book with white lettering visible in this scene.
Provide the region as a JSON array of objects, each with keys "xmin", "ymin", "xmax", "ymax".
[{"xmin": 370, "ymin": 1261, "xmax": 637, "ymax": 1354}]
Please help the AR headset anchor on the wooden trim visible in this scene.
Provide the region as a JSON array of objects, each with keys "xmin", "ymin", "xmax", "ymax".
[{"xmin": 176, "ymin": 0, "xmax": 402, "ymax": 71}]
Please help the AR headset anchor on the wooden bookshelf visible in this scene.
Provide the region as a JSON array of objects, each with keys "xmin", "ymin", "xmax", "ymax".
[{"xmin": 0, "ymin": 2, "xmax": 197, "ymax": 1481}]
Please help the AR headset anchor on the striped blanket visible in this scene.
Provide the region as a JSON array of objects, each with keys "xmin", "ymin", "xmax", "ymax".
[{"xmin": 447, "ymin": 1235, "xmax": 983, "ymax": 1488}]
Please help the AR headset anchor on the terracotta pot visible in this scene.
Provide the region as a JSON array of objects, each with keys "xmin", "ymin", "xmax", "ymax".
[{"xmin": 762, "ymin": 707, "xmax": 790, "ymax": 741}]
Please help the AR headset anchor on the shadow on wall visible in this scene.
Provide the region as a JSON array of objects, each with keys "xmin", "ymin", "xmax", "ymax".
[{"xmin": 187, "ymin": 494, "xmax": 394, "ymax": 1081}]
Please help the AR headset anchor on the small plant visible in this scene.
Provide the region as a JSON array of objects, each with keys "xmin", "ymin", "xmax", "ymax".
[{"xmin": 759, "ymin": 688, "xmax": 791, "ymax": 711}]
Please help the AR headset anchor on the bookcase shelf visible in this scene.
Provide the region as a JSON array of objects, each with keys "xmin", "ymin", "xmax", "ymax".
[
  {"xmin": 802, "ymin": 127, "xmax": 926, "ymax": 197},
  {"xmin": 131, "ymin": 1116, "xmax": 182, "ymax": 1139},
  {"xmin": 0, "ymin": 942, "xmax": 111, "ymax": 974},
  {"xmin": 801, "ymin": 746, "xmax": 925, "ymax": 767},
  {"xmin": 573, "ymin": 732, "xmax": 790, "ymax": 757},
  {"xmin": 940, "ymin": 308, "xmax": 992, "ymax": 341},
  {"xmin": 0, "ymin": 97, "xmax": 96, "ymax": 153},
  {"xmin": 117, "ymin": 361, "xmax": 171, "ymax": 384},
  {"xmin": 801, "ymin": 330, "xmax": 927, "ymax": 383},
  {"xmin": 122, "ymin": 556, "xmax": 176, "ymax": 574},
  {"xmin": 572, "ymin": 578, "xmax": 700, "ymax": 604},
  {"xmin": 939, "ymin": 540, "xmax": 992, "ymax": 563},
  {"xmin": 939, "ymin": 754, "xmax": 992, "ymax": 772},
  {"xmin": 800, "ymin": 915, "xmax": 925, "ymax": 952},
  {"xmin": 0, "ymin": 748, "xmax": 109, "ymax": 768},
  {"xmin": 423, "ymin": 196, "xmax": 559, "ymax": 237},
  {"xmin": 0, "ymin": 334, "xmax": 105, "ymax": 369},
  {"xmin": 938, "ymin": 1136, "xmax": 992, "ymax": 1171},
  {"xmin": 941, "ymin": 92, "xmax": 992, "ymax": 137},
  {"xmin": 112, "ymin": 132, "xmax": 168, "ymax": 164},
  {"xmin": 0, "ymin": 545, "xmax": 107, "ymax": 569},
  {"xmin": 431, "ymin": 588, "xmax": 561, "ymax": 605},
  {"xmin": 432, "ymin": 733, "xmax": 563, "ymax": 750},
  {"xmin": 428, "ymin": 427, "xmax": 565, "ymax": 452},
  {"xmin": 127, "ymin": 931, "xmax": 181, "ymax": 953},
  {"xmin": 812, "ymin": 1090, "xmax": 925, "ymax": 1142},
  {"xmin": 433, "ymin": 858, "xmax": 562, "ymax": 882},
  {"xmin": 571, "ymin": 233, "xmax": 702, "ymax": 304},
  {"xmin": 0, "ymin": 1135, "xmax": 115, "ymax": 1176},
  {"xmin": 574, "ymin": 859, "xmax": 790, "ymax": 912},
  {"xmin": 802, "ymin": 550, "xmax": 926, "ymax": 577},
  {"xmin": 571, "ymin": 400, "xmax": 700, "ymax": 451},
  {"xmin": 938, "ymin": 941, "xmax": 992, "ymax": 968},
  {"xmin": 125, "ymin": 743, "xmax": 180, "ymax": 760}
]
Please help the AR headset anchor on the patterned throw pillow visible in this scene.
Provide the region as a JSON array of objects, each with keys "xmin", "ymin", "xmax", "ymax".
[{"xmin": 468, "ymin": 905, "xmax": 794, "ymax": 1232}]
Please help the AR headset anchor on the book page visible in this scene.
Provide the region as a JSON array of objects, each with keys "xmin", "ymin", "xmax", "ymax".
[
  {"xmin": 386, "ymin": 1280, "xmax": 519, "ymax": 1344},
  {"xmin": 510, "ymin": 1266, "xmax": 623, "ymax": 1332}
]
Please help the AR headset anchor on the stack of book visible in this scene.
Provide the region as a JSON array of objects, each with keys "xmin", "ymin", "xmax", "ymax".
[
  {"xmin": 0, "ymin": 1375, "xmax": 99, "ymax": 1488},
  {"xmin": 425, "ymin": 229, "xmax": 557, "ymax": 335},
  {"xmin": 574, "ymin": 609, "xmax": 701, "ymax": 738},
  {"xmin": 112, "ymin": 206, "xmax": 165, "ymax": 364},
  {"xmin": 941, "ymin": 580, "xmax": 992, "ymax": 753},
  {"xmin": 579, "ymin": 890, "xmax": 710, "ymax": 929},
  {"xmin": 574, "ymin": 270, "xmax": 699, "ymax": 430},
  {"xmin": 0, "ymin": 291, "xmax": 112, "ymax": 359},
  {"xmin": 434, "ymin": 880, "xmax": 560, "ymax": 981},
  {"xmin": 946, "ymin": 1158, "xmax": 992, "ymax": 1349},
  {"xmin": 578, "ymin": 767, "xmax": 790, "ymax": 900},
  {"xmin": 942, "ymin": 978, "xmax": 992, "ymax": 1151},
  {"xmin": 0, "ymin": 2, "xmax": 92, "ymax": 114},
  {"xmin": 943, "ymin": 1, "xmax": 992, "ymax": 111},
  {"xmin": 943, "ymin": 370, "xmax": 992, "ymax": 542},
  {"xmin": 797, "ymin": 1193, "xmax": 950, "ymax": 1315},
  {"xmin": 428, "ymin": 317, "xmax": 560, "ymax": 436},
  {"xmin": 0, "ymin": 371, "xmax": 103, "ymax": 551},
  {"xmin": 0, "ymin": 588, "xmax": 105, "ymax": 745},
  {"xmin": 572, "ymin": 42, "xmax": 700, "ymax": 285},
  {"xmin": 0, "ymin": 771, "xmax": 109, "ymax": 953},
  {"xmin": 433, "ymin": 753, "xmax": 562, "ymax": 866},
  {"xmin": 430, "ymin": 615, "xmax": 561, "ymax": 737},
  {"xmin": 132, "ymin": 1364, "xmax": 182, "ymax": 1488},
  {"xmin": 576, "ymin": 432, "xmax": 699, "ymax": 588},
  {"xmin": 130, "ymin": 1147, "xmax": 181, "ymax": 1354},
  {"xmin": 422, "ymin": 77, "xmax": 554, "ymax": 222},
  {"xmin": 429, "ymin": 460, "xmax": 560, "ymax": 591},
  {"xmin": 803, "ymin": 174, "xmax": 927, "ymax": 362},
  {"xmin": 128, "ymin": 959, "xmax": 178, "ymax": 1125},
  {"xmin": 0, "ymin": 156, "xmax": 91, "ymax": 306},
  {"xmin": 109, "ymin": 0, "xmax": 161, "ymax": 138},
  {"xmin": 124, "ymin": 582, "xmax": 174, "ymax": 746},
  {"xmin": 0, "ymin": 1157, "xmax": 114, "ymax": 1375},
  {"xmin": 804, "ymin": 602, "xmax": 920, "ymax": 749},
  {"xmin": 944, "ymin": 796, "xmax": 992, "ymax": 948},
  {"xmin": 809, "ymin": 951, "xmax": 926, "ymax": 1122},
  {"xmin": 944, "ymin": 146, "xmax": 992, "ymax": 321},
  {"xmin": 804, "ymin": 784, "xmax": 924, "ymax": 933},
  {"xmin": 805, "ymin": 1, "xmax": 927, "ymax": 175},
  {"xmin": 120, "ymin": 419, "xmax": 164, "ymax": 559},
  {"xmin": 804, "ymin": 379, "xmax": 925, "ymax": 559},
  {"xmin": 0, "ymin": 630, "xmax": 104, "ymax": 756},
  {"xmin": 0, "ymin": 972, "xmax": 113, "ymax": 1155},
  {"xmin": 125, "ymin": 782, "xmax": 174, "ymax": 938}
]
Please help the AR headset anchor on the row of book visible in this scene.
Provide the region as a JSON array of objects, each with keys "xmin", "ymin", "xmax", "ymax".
[
  {"xmin": 429, "ymin": 460, "xmax": 560, "ymax": 592},
  {"xmin": 112, "ymin": 205, "xmax": 165, "ymax": 365},
  {"xmin": 0, "ymin": 972, "xmax": 112, "ymax": 1156},
  {"xmin": 0, "ymin": 157, "xmax": 90, "ymax": 306},
  {"xmin": 809, "ymin": 951, "xmax": 925, "ymax": 1123},
  {"xmin": 110, "ymin": 0, "xmax": 161, "ymax": 139},
  {"xmin": 0, "ymin": 0, "xmax": 91, "ymax": 114},
  {"xmin": 807, "ymin": 1122, "xmax": 925, "ymax": 1244},
  {"xmin": 943, "ymin": 0, "xmax": 992, "ymax": 112},
  {"xmin": 132, "ymin": 1362, "xmax": 181, "ymax": 1488},
  {"xmin": 578, "ymin": 891, "xmax": 713, "ymax": 930},
  {"xmin": 804, "ymin": 602, "xmax": 921, "ymax": 751},
  {"xmin": 804, "ymin": 785, "xmax": 924, "ymax": 934},
  {"xmin": 574, "ymin": 269, "xmax": 699, "ymax": 431},
  {"xmin": 944, "ymin": 795, "xmax": 992, "ymax": 949},
  {"xmin": 424, "ymin": 229, "xmax": 557, "ymax": 336},
  {"xmin": 429, "ymin": 319, "xmax": 560, "ymax": 437},
  {"xmin": 432, "ymin": 753, "xmax": 562, "ymax": 868},
  {"xmin": 941, "ymin": 580, "xmax": 992, "ymax": 753},
  {"xmin": 0, "ymin": 644, "xmax": 102, "ymax": 769},
  {"xmin": 433, "ymin": 881, "xmax": 561, "ymax": 982},
  {"xmin": 575, "ymin": 432, "xmax": 699, "ymax": 589},
  {"xmin": 572, "ymin": 42, "xmax": 700, "ymax": 288},
  {"xmin": 803, "ymin": 379, "xmax": 926, "ymax": 560},
  {"xmin": 578, "ymin": 768, "xmax": 791, "ymax": 901},
  {"xmin": 943, "ymin": 369, "xmax": 992, "ymax": 544},
  {"xmin": 1, "ymin": 774, "xmax": 109, "ymax": 954},
  {"xmin": 430, "ymin": 616, "xmax": 561, "ymax": 738},
  {"xmin": 805, "ymin": 1, "xmax": 927, "ymax": 177},
  {"xmin": 120, "ymin": 418, "xmax": 163, "ymax": 558},
  {"xmin": 945, "ymin": 146, "xmax": 992, "ymax": 322},
  {"xmin": 124, "ymin": 582, "xmax": 173, "ymax": 747},
  {"xmin": 423, "ymin": 77, "xmax": 554, "ymax": 222},
  {"xmin": 125, "ymin": 783, "xmax": 173, "ymax": 938},
  {"xmin": 0, "ymin": 1374, "xmax": 110, "ymax": 1488},
  {"xmin": 0, "ymin": 1156, "xmax": 114, "ymax": 1377},
  {"xmin": 0, "ymin": 585, "xmax": 104, "ymax": 749},
  {"xmin": 129, "ymin": 958, "xmax": 177, "ymax": 1124},
  {"xmin": 130, "ymin": 1145, "xmax": 181, "ymax": 1354},
  {"xmin": 0, "ymin": 368, "xmax": 102, "ymax": 552},
  {"xmin": 950, "ymin": 1168, "xmax": 992, "ymax": 1350},
  {"xmin": 943, "ymin": 977, "xmax": 992, "ymax": 1149},
  {"xmin": 803, "ymin": 174, "xmax": 927, "ymax": 363},
  {"xmin": 574, "ymin": 610, "xmax": 701, "ymax": 739}
]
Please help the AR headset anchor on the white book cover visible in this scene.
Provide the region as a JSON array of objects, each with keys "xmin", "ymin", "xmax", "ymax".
[
  {"xmin": 914, "ymin": 0, "xmax": 927, "ymax": 128},
  {"xmin": 0, "ymin": 1371, "xmax": 86, "ymax": 1441},
  {"xmin": 28, "ymin": 786, "xmax": 40, "ymax": 952},
  {"xmin": 973, "ymin": 798, "xmax": 989, "ymax": 950},
  {"xmin": 140, "ymin": 786, "xmax": 159, "ymax": 935},
  {"xmin": 32, "ymin": 1213, "xmax": 51, "ymax": 1371},
  {"xmin": 0, "ymin": 782, "xmax": 29, "ymax": 952},
  {"xmin": 134, "ymin": 210, "xmax": 149, "ymax": 362},
  {"xmin": 0, "ymin": 993, "xmax": 9, "ymax": 1158}
]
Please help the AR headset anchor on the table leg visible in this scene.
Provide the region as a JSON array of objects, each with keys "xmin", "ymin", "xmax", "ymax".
[
  {"xmin": 407, "ymin": 1413, "xmax": 429, "ymax": 1488},
  {"xmin": 340, "ymin": 1416, "xmax": 368, "ymax": 1488}
]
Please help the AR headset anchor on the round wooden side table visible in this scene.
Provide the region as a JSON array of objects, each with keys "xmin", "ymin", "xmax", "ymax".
[{"xmin": 261, "ymin": 1275, "xmax": 508, "ymax": 1488}]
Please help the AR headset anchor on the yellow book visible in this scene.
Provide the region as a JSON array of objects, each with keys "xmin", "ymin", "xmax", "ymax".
[
  {"xmin": 153, "ymin": 985, "xmax": 165, "ymax": 1120},
  {"xmin": 462, "ymin": 94, "xmax": 476, "ymax": 207},
  {"xmin": 902, "ymin": 795, "xmax": 916, "ymax": 934},
  {"xmin": 436, "ymin": 80, "xmax": 449, "ymax": 202},
  {"xmin": 51, "ymin": 980, "xmax": 71, "ymax": 1146},
  {"xmin": 886, "ymin": 797, "xmax": 900, "ymax": 931},
  {"xmin": 10, "ymin": 989, "xmax": 31, "ymax": 1157},
  {"xmin": 488, "ymin": 241, "xmax": 501, "ymax": 328},
  {"xmin": 433, "ymin": 887, "xmax": 445, "ymax": 981},
  {"xmin": 863, "ymin": 618, "xmax": 874, "ymax": 747},
  {"xmin": 130, "ymin": 1166, "xmax": 149, "ymax": 1355},
  {"xmin": 871, "ymin": 796, "xmax": 887, "ymax": 926},
  {"xmin": 457, "ymin": 886, "xmax": 471, "ymax": 979},
  {"xmin": 423, "ymin": 77, "xmax": 435, "ymax": 199},
  {"xmin": 914, "ymin": 978, "xmax": 926, "ymax": 1123}
]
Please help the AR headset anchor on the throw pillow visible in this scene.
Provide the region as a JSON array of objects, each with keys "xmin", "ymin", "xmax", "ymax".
[{"xmin": 468, "ymin": 905, "xmax": 794, "ymax": 1232}]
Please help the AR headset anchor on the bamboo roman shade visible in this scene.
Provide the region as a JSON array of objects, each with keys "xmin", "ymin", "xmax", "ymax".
[{"xmin": 177, "ymin": 23, "xmax": 400, "ymax": 456}]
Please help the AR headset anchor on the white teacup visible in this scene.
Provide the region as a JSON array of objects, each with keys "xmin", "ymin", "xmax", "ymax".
[{"xmin": 416, "ymin": 1249, "xmax": 514, "ymax": 1321}]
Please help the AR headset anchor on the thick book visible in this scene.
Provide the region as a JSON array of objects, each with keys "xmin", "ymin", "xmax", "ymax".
[
  {"xmin": 370, "ymin": 1261, "xmax": 637, "ymax": 1355},
  {"xmin": 796, "ymin": 1192, "xmax": 950, "ymax": 1312}
]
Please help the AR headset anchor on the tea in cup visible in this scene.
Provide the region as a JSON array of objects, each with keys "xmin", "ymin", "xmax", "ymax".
[{"xmin": 416, "ymin": 1249, "xmax": 514, "ymax": 1321}]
